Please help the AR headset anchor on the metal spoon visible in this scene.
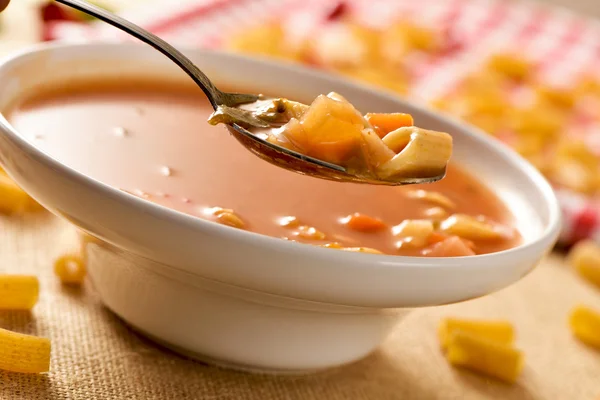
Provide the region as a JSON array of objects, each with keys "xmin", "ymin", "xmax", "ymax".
[{"xmin": 55, "ymin": 0, "xmax": 445, "ymax": 186}]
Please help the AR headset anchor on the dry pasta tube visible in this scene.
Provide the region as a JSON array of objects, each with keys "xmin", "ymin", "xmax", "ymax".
[
  {"xmin": 568, "ymin": 240, "xmax": 600, "ymax": 288},
  {"xmin": 0, "ymin": 327, "xmax": 50, "ymax": 373},
  {"xmin": 446, "ymin": 331, "xmax": 524, "ymax": 383},
  {"xmin": 569, "ymin": 305, "xmax": 600, "ymax": 349},
  {"xmin": 54, "ymin": 253, "xmax": 86, "ymax": 285},
  {"xmin": 0, "ymin": 275, "xmax": 39, "ymax": 310},
  {"xmin": 0, "ymin": 174, "xmax": 33, "ymax": 214},
  {"xmin": 438, "ymin": 318, "xmax": 514, "ymax": 349}
]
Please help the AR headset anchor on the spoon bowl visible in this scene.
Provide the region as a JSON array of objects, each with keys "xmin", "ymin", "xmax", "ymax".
[{"xmin": 55, "ymin": 0, "xmax": 445, "ymax": 186}]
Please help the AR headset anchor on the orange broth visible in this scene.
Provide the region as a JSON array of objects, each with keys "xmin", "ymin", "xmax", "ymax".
[{"xmin": 6, "ymin": 79, "xmax": 521, "ymax": 256}]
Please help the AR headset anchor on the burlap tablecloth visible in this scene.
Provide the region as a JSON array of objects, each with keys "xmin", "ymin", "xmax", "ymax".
[{"xmin": 0, "ymin": 213, "xmax": 599, "ymax": 400}]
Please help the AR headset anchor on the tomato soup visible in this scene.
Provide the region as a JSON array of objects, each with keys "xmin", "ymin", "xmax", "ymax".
[{"xmin": 5, "ymin": 79, "xmax": 521, "ymax": 256}]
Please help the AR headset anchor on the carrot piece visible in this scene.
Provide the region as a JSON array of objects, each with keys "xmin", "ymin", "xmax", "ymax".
[
  {"xmin": 365, "ymin": 113, "xmax": 414, "ymax": 138},
  {"xmin": 342, "ymin": 212, "xmax": 387, "ymax": 232},
  {"xmin": 423, "ymin": 236, "xmax": 476, "ymax": 257},
  {"xmin": 427, "ymin": 231, "xmax": 449, "ymax": 245}
]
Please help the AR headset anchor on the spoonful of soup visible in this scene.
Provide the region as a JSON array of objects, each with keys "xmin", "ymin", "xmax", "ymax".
[{"xmin": 55, "ymin": 0, "xmax": 452, "ymax": 185}]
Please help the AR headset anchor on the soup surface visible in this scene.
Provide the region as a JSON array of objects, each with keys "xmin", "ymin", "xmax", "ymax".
[{"xmin": 6, "ymin": 79, "xmax": 521, "ymax": 256}]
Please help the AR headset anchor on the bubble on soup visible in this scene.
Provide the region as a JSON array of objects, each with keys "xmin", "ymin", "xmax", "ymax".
[
  {"xmin": 113, "ymin": 127, "xmax": 127, "ymax": 137},
  {"xmin": 133, "ymin": 189, "xmax": 149, "ymax": 199},
  {"xmin": 159, "ymin": 166, "xmax": 172, "ymax": 177},
  {"xmin": 278, "ymin": 216, "xmax": 300, "ymax": 228},
  {"xmin": 424, "ymin": 206, "xmax": 448, "ymax": 221},
  {"xmin": 294, "ymin": 225, "xmax": 326, "ymax": 241}
]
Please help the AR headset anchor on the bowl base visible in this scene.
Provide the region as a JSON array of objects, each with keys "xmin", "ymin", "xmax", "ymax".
[{"xmin": 122, "ymin": 316, "xmax": 350, "ymax": 376}]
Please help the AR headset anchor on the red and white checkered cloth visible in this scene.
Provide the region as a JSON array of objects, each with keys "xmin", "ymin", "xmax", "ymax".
[{"xmin": 48, "ymin": 0, "xmax": 600, "ymax": 246}]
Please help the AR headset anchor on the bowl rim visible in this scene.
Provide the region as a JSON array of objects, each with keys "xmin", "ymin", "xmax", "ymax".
[{"xmin": 0, "ymin": 42, "xmax": 561, "ymax": 304}]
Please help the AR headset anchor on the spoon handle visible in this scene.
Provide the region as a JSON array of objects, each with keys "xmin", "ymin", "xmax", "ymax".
[{"xmin": 55, "ymin": 0, "xmax": 227, "ymax": 109}]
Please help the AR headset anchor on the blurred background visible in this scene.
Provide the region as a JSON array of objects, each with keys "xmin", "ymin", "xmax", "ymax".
[{"xmin": 544, "ymin": 0, "xmax": 597, "ymax": 15}]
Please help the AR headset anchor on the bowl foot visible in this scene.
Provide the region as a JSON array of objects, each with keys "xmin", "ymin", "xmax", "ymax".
[{"xmin": 121, "ymin": 316, "xmax": 356, "ymax": 376}]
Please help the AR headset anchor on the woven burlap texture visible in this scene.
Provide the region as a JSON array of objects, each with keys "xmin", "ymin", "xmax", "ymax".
[{"xmin": 0, "ymin": 215, "xmax": 599, "ymax": 400}]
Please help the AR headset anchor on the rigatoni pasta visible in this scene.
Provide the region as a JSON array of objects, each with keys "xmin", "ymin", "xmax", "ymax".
[
  {"xmin": 438, "ymin": 318, "xmax": 514, "ymax": 349},
  {"xmin": 0, "ymin": 274, "xmax": 50, "ymax": 374},
  {"xmin": 445, "ymin": 330, "xmax": 524, "ymax": 383},
  {"xmin": 569, "ymin": 305, "xmax": 600, "ymax": 349},
  {"xmin": 0, "ymin": 275, "xmax": 39, "ymax": 311},
  {"xmin": 0, "ymin": 174, "xmax": 37, "ymax": 215},
  {"xmin": 439, "ymin": 317, "xmax": 523, "ymax": 383},
  {"xmin": 568, "ymin": 240, "xmax": 600, "ymax": 288},
  {"xmin": 0, "ymin": 328, "xmax": 51, "ymax": 374}
]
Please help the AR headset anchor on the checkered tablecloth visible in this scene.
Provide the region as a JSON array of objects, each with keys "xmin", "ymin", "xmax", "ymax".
[{"xmin": 47, "ymin": 0, "xmax": 600, "ymax": 246}]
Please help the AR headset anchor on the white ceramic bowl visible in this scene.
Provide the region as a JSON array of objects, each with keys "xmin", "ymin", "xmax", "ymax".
[{"xmin": 0, "ymin": 43, "xmax": 560, "ymax": 373}]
